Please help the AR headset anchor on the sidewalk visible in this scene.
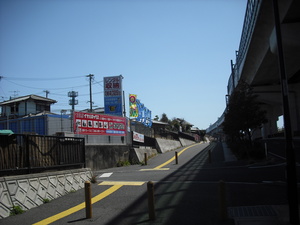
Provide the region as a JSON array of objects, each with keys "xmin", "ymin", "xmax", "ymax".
[
  {"xmin": 222, "ymin": 142, "xmax": 237, "ymax": 162},
  {"xmin": 229, "ymin": 205, "xmax": 294, "ymax": 225},
  {"xmin": 219, "ymin": 142, "xmax": 297, "ymax": 225}
]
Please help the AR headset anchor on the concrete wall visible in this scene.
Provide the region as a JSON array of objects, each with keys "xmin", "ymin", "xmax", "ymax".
[
  {"xmin": 155, "ymin": 138, "xmax": 182, "ymax": 153},
  {"xmin": 85, "ymin": 138, "xmax": 196, "ymax": 169},
  {"xmin": 179, "ymin": 138, "xmax": 196, "ymax": 147},
  {"xmin": 0, "ymin": 168, "xmax": 92, "ymax": 219},
  {"xmin": 130, "ymin": 147, "xmax": 158, "ymax": 164},
  {"xmin": 85, "ymin": 144, "xmax": 131, "ymax": 170}
]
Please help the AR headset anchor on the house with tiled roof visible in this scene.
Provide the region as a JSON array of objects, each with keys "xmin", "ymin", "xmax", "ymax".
[{"xmin": 0, "ymin": 94, "xmax": 57, "ymax": 118}]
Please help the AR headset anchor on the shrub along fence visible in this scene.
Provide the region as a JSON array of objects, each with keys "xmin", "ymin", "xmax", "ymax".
[{"xmin": 0, "ymin": 134, "xmax": 85, "ymax": 176}]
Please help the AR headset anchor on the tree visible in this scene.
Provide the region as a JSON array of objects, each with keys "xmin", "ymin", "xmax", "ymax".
[
  {"xmin": 170, "ymin": 118, "xmax": 180, "ymax": 131},
  {"xmin": 160, "ymin": 113, "xmax": 169, "ymax": 123},
  {"xmin": 223, "ymin": 81, "xmax": 267, "ymax": 144}
]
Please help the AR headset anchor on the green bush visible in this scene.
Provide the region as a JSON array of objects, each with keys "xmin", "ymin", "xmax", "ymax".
[
  {"xmin": 10, "ymin": 205, "xmax": 25, "ymax": 216},
  {"xmin": 43, "ymin": 198, "xmax": 50, "ymax": 203},
  {"xmin": 90, "ymin": 175, "xmax": 97, "ymax": 183},
  {"xmin": 117, "ymin": 160, "xmax": 131, "ymax": 167},
  {"xmin": 227, "ymin": 140, "xmax": 266, "ymax": 161}
]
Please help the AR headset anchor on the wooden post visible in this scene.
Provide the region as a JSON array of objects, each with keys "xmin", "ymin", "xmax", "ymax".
[
  {"xmin": 85, "ymin": 181, "xmax": 92, "ymax": 219},
  {"xmin": 147, "ymin": 181, "xmax": 155, "ymax": 220},
  {"xmin": 208, "ymin": 150, "xmax": 212, "ymax": 163},
  {"xmin": 219, "ymin": 180, "xmax": 228, "ymax": 221},
  {"xmin": 144, "ymin": 153, "xmax": 148, "ymax": 165}
]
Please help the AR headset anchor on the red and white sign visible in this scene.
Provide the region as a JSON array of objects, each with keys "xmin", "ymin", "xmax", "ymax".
[
  {"xmin": 73, "ymin": 111, "xmax": 126, "ymax": 136},
  {"xmin": 133, "ymin": 131, "xmax": 144, "ymax": 143}
]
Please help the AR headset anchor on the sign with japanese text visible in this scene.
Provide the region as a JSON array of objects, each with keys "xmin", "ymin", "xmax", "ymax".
[
  {"xmin": 133, "ymin": 131, "xmax": 144, "ymax": 143},
  {"xmin": 104, "ymin": 75, "xmax": 123, "ymax": 116},
  {"xmin": 136, "ymin": 99, "xmax": 152, "ymax": 127},
  {"xmin": 73, "ymin": 111, "xmax": 126, "ymax": 136}
]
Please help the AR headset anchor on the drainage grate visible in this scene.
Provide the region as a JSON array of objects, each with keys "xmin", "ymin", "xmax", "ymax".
[{"xmin": 228, "ymin": 205, "xmax": 278, "ymax": 218}]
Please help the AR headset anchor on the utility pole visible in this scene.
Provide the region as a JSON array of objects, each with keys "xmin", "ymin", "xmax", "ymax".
[
  {"xmin": 44, "ymin": 90, "xmax": 50, "ymax": 98},
  {"xmin": 68, "ymin": 91, "xmax": 78, "ymax": 132},
  {"xmin": 272, "ymin": 0, "xmax": 299, "ymax": 224},
  {"xmin": 86, "ymin": 74, "xmax": 94, "ymax": 112},
  {"xmin": 10, "ymin": 91, "xmax": 19, "ymax": 99}
]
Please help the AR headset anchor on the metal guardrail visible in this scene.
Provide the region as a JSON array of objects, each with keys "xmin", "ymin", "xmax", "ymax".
[{"xmin": 0, "ymin": 134, "xmax": 85, "ymax": 176}]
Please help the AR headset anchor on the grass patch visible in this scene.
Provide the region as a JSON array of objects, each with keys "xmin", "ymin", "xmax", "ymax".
[
  {"xmin": 10, "ymin": 205, "xmax": 25, "ymax": 216},
  {"xmin": 43, "ymin": 198, "xmax": 51, "ymax": 204},
  {"xmin": 117, "ymin": 160, "xmax": 131, "ymax": 167},
  {"xmin": 90, "ymin": 175, "xmax": 97, "ymax": 184}
]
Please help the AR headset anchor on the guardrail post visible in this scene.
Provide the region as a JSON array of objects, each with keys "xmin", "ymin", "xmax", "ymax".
[
  {"xmin": 85, "ymin": 181, "xmax": 92, "ymax": 219},
  {"xmin": 147, "ymin": 181, "xmax": 156, "ymax": 220},
  {"xmin": 219, "ymin": 180, "xmax": 228, "ymax": 221}
]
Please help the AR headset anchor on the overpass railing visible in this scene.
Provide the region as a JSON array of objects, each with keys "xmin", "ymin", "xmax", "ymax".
[
  {"xmin": 228, "ymin": 0, "xmax": 262, "ymax": 95},
  {"xmin": 206, "ymin": 112, "xmax": 225, "ymax": 134},
  {"xmin": 208, "ymin": 0, "xmax": 262, "ymax": 133}
]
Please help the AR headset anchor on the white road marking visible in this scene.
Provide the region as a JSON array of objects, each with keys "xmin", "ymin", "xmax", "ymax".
[{"xmin": 99, "ymin": 172, "xmax": 113, "ymax": 178}]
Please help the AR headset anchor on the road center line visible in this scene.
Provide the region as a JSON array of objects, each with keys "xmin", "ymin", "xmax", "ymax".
[
  {"xmin": 140, "ymin": 168, "xmax": 170, "ymax": 171},
  {"xmin": 32, "ymin": 185, "xmax": 122, "ymax": 225},
  {"xmin": 153, "ymin": 143, "xmax": 200, "ymax": 170},
  {"xmin": 99, "ymin": 181, "xmax": 145, "ymax": 186}
]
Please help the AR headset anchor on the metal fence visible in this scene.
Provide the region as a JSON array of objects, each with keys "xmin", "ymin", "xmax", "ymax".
[{"xmin": 0, "ymin": 134, "xmax": 85, "ymax": 176}]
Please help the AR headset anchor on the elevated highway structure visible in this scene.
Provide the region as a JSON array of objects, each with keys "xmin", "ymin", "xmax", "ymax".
[{"xmin": 207, "ymin": 0, "xmax": 300, "ymax": 139}]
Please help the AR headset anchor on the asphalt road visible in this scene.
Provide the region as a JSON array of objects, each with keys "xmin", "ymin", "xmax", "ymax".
[{"xmin": 1, "ymin": 142, "xmax": 299, "ymax": 225}]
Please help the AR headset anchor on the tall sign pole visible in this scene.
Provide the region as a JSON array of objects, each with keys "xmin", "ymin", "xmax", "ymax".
[
  {"xmin": 272, "ymin": 0, "xmax": 299, "ymax": 223},
  {"xmin": 86, "ymin": 74, "xmax": 94, "ymax": 112}
]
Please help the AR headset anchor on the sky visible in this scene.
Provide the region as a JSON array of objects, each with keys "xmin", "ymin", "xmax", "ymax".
[{"xmin": 0, "ymin": 0, "xmax": 247, "ymax": 130}]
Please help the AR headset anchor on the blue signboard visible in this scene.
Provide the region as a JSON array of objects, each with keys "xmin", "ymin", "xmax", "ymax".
[
  {"xmin": 136, "ymin": 99, "xmax": 152, "ymax": 127},
  {"xmin": 104, "ymin": 96, "xmax": 123, "ymax": 116},
  {"xmin": 104, "ymin": 75, "xmax": 123, "ymax": 116}
]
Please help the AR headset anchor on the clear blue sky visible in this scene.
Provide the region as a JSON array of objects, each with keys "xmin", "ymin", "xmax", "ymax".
[{"xmin": 0, "ymin": 0, "xmax": 247, "ymax": 130}]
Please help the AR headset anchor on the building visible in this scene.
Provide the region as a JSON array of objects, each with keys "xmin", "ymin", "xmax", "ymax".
[
  {"xmin": 0, "ymin": 94, "xmax": 70, "ymax": 135},
  {"xmin": 0, "ymin": 94, "xmax": 57, "ymax": 118}
]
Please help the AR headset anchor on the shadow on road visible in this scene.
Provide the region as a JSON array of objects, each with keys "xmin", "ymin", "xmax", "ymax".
[{"xmin": 105, "ymin": 142, "xmax": 294, "ymax": 225}]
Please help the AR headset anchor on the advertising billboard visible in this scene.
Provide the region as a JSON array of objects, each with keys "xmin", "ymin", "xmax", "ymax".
[
  {"xmin": 129, "ymin": 94, "xmax": 152, "ymax": 127},
  {"xmin": 129, "ymin": 94, "xmax": 138, "ymax": 117},
  {"xmin": 73, "ymin": 111, "xmax": 126, "ymax": 136},
  {"xmin": 104, "ymin": 75, "xmax": 123, "ymax": 116},
  {"xmin": 133, "ymin": 131, "xmax": 144, "ymax": 143}
]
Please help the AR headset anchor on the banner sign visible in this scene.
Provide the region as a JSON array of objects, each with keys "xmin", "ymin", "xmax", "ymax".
[
  {"xmin": 129, "ymin": 94, "xmax": 152, "ymax": 127},
  {"xmin": 129, "ymin": 94, "xmax": 138, "ymax": 117},
  {"xmin": 136, "ymin": 99, "xmax": 152, "ymax": 127},
  {"xmin": 133, "ymin": 131, "xmax": 144, "ymax": 143},
  {"xmin": 73, "ymin": 111, "xmax": 126, "ymax": 136},
  {"xmin": 104, "ymin": 75, "xmax": 123, "ymax": 116}
]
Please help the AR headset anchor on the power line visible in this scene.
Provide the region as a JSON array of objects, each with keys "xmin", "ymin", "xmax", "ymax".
[
  {"xmin": 2, "ymin": 75, "xmax": 85, "ymax": 81},
  {"xmin": 3, "ymin": 79, "xmax": 89, "ymax": 90}
]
